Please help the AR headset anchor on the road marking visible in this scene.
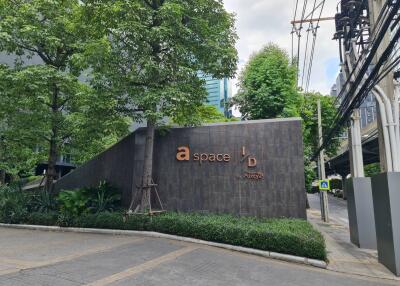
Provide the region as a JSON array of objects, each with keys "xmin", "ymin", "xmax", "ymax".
[
  {"xmin": 0, "ymin": 238, "xmax": 145, "ymax": 277},
  {"xmin": 0, "ymin": 269, "xmax": 21, "ymax": 276},
  {"xmin": 85, "ymin": 246, "xmax": 198, "ymax": 286},
  {"xmin": 39, "ymin": 238, "xmax": 145, "ymax": 266},
  {"xmin": 0, "ymin": 258, "xmax": 41, "ymax": 268}
]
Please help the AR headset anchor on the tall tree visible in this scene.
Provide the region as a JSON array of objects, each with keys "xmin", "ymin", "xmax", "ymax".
[
  {"xmin": 0, "ymin": 1, "xmax": 129, "ymax": 189},
  {"xmin": 234, "ymin": 43, "xmax": 300, "ymax": 119},
  {"xmin": 300, "ymin": 92, "xmax": 340, "ymax": 157},
  {"xmin": 85, "ymin": 0, "xmax": 238, "ymax": 212},
  {"xmin": 233, "ymin": 43, "xmax": 340, "ymax": 192},
  {"xmin": 300, "ymin": 92, "xmax": 341, "ymax": 191},
  {"xmin": 0, "ymin": 65, "xmax": 44, "ymax": 180}
]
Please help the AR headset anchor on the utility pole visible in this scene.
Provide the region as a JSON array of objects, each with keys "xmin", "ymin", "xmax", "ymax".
[{"xmin": 318, "ymin": 99, "xmax": 329, "ymax": 222}]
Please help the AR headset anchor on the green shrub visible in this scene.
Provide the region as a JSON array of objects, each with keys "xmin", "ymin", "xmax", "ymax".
[
  {"xmin": 74, "ymin": 212, "xmax": 125, "ymax": 229},
  {"xmin": 58, "ymin": 190, "xmax": 90, "ymax": 217},
  {"xmin": 57, "ymin": 181, "xmax": 121, "ymax": 218},
  {"xmin": 25, "ymin": 212, "xmax": 58, "ymax": 226},
  {"xmin": 57, "ymin": 211, "xmax": 75, "ymax": 227},
  {"xmin": 330, "ymin": 178, "xmax": 342, "ymax": 190},
  {"xmin": 1, "ymin": 182, "xmax": 326, "ymax": 261},
  {"xmin": 0, "ymin": 185, "xmax": 32, "ymax": 224},
  {"xmin": 86, "ymin": 181, "xmax": 121, "ymax": 213},
  {"xmin": 365, "ymin": 163, "xmax": 380, "ymax": 177},
  {"xmin": 31, "ymin": 190, "xmax": 57, "ymax": 213},
  {"xmin": 67, "ymin": 212, "xmax": 327, "ymax": 261},
  {"xmin": 310, "ymin": 185, "xmax": 319, "ymax": 193}
]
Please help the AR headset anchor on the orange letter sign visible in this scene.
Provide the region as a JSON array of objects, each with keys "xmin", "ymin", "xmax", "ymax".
[
  {"xmin": 176, "ymin": 146, "xmax": 190, "ymax": 161},
  {"xmin": 248, "ymin": 157, "xmax": 257, "ymax": 168}
]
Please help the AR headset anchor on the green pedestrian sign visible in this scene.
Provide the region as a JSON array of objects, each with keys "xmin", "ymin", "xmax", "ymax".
[{"xmin": 319, "ymin": 180, "xmax": 330, "ymax": 191}]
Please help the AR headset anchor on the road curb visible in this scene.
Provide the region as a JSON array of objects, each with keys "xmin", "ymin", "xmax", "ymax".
[{"xmin": 0, "ymin": 223, "xmax": 327, "ymax": 269}]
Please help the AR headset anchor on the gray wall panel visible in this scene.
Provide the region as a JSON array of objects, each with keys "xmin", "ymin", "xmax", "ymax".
[{"xmin": 56, "ymin": 118, "xmax": 306, "ymax": 219}]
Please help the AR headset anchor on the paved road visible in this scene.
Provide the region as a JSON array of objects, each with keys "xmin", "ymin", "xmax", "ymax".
[{"xmin": 0, "ymin": 227, "xmax": 396, "ymax": 285}]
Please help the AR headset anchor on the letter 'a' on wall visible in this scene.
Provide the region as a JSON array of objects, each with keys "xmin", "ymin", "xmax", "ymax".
[{"xmin": 176, "ymin": 146, "xmax": 190, "ymax": 161}]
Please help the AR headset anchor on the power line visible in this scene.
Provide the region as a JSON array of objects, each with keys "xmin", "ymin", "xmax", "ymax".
[
  {"xmin": 313, "ymin": 1, "xmax": 400, "ymax": 159},
  {"xmin": 301, "ymin": 0, "xmax": 318, "ymax": 88},
  {"xmin": 305, "ymin": 0, "xmax": 326, "ymax": 92},
  {"xmin": 291, "ymin": 0, "xmax": 327, "ymax": 91},
  {"xmin": 291, "ymin": 0, "xmax": 300, "ymax": 60}
]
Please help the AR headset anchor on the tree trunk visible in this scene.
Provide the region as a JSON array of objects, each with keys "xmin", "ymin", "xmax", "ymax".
[
  {"xmin": 139, "ymin": 120, "xmax": 156, "ymax": 213},
  {"xmin": 46, "ymin": 135, "xmax": 58, "ymax": 192},
  {"xmin": 45, "ymin": 85, "xmax": 59, "ymax": 193},
  {"xmin": 0, "ymin": 169, "xmax": 5, "ymax": 185}
]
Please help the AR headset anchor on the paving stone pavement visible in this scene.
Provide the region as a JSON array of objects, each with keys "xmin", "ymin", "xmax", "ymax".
[
  {"xmin": 307, "ymin": 193, "xmax": 400, "ymax": 282},
  {"xmin": 0, "ymin": 227, "xmax": 398, "ymax": 285}
]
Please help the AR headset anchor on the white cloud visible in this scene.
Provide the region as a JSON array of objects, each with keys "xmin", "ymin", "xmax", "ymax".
[{"xmin": 224, "ymin": 0, "xmax": 340, "ymax": 95}]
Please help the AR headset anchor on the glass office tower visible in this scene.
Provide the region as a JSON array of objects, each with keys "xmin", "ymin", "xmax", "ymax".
[{"xmin": 198, "ymin": 72, "xmax": 232, "ymax": 117}]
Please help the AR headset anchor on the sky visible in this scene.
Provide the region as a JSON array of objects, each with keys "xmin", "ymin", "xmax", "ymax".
[{"xmin": 223, "ymin": 0, "xmax": 340, "ymax": 96}]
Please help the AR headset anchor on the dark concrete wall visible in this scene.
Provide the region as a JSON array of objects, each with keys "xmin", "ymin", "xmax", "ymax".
[
  {"xmin": 55, "ymin": 134, "xmax": 136, "ymax": 204},
  {"xmin": 55, "ymin": 118, "xmax": 307, "ymax": 219}
]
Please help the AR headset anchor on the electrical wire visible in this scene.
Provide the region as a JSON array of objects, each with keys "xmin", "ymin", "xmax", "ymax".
[
  {"xmin": 292, "ymin": 0, "xmax": 300, "ymax": 61},
  {"xmin": 313, "ymin": 0, "xmax": 400, "ymax": 159},
  {"xmin": 301, "ymin": 0, "xmax": 318, "ymax": 88},
  {"xmin": 305, "ymin": 0, "xmax": 326, "ymax": 92}
]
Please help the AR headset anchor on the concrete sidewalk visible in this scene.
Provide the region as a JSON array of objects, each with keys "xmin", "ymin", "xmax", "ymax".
[{"xmin": 307, "ymin": 193, "xmax": 400, "ymax": 282}]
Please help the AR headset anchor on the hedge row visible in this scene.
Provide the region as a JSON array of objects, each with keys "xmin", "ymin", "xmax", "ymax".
[{"xmin": 15, "ymin": 211, "xmax": 326, "ymax": 261}]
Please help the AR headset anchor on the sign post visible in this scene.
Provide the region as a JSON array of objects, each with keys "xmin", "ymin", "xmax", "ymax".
[{"xmin": 318, "ymin": 99, "xmax": 329, "ymax": 222}]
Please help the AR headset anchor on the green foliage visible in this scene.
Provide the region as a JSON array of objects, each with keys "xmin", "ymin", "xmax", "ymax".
[
  {"xmin": 86, "ymin": 181, "xmax": 121, "ymax": 213},
  {"xmin": 58, "ymin": 190, "xmax": 90, "ymax": 217},
  {"xmin": 73, "ymin": 212, "xmax": 326, "ymax": 261},
  {"xmin": 300, "ymin": 93, "xmax": 341, "ymax": 157},
  {"xmin": 330, "ymin": 178, "xmax": 342, "ymax": 190},
  {"xmin": 57, "ymin": 181, "xmax": 121, "ymax": 217},
  {"xmin": 0, "ymin": 1, "xmax": 130, "ymax": 178},
  {"xmin": 300, "ymin": 93, "xmax": 341, "ymax": 190},
  {"xmin": 85, "ymin": 0, "xmax": 238, "ymax": 126},
  {"xmin": 234, "ymin": 44, "xmax": 300, "ymax": 119},
  {"xmin": 26, "ymin": 212, "xmax": 58, "ymax": 226},
  {"xmin": 0, "ymin": 185, "xmax": 31, "ymax": 223},
  {"xmin": 31, "ymin": 190, "xmax": 57, "ymax": 213},
  {"xmin": 63, "ymin": 212, "xmax": 327, "ymax": 260},
  {"xmin": 0, "ymin": 183, "xmax": 326, "ymax": 260},
  {"xmin": 365, "ymin": 163, "xmax": 380, "ymax": 177},
  {"xmin": 233, "ymin": 44, "xmax": 340, "ymax": 191},
  {"xmin": 172, "ymin": 105, "xmax": 238, "ymax": 126},
  {"xmin": 304, "ymin": 153, "xmax": 317, "ymax": 193}
]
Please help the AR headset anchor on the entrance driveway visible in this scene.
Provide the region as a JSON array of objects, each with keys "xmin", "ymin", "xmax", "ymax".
[{"xmin": 0, "ymin": 227, "xmax": 396, "ymax": 285}]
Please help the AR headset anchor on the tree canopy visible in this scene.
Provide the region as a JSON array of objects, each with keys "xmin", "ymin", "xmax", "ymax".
[
  {"xmin": 172, "ymin": 104, "xmax": 238, "ymax": 126},
  {"xmin": 233, "ymin": 43, "xmax": 341, "ymax": 191},
  {"xmin": 300, "ymin": 92, "xmax": 341, "ymax": 191},
  {"xmin": 233, "ymin": 43, "xmax": 300, "ymax": 119},
  {"xmin": 85, "ymin": 0, "xmax": 238, "ymax": 125},
  {"xmin": 82, "ymin": 0, "xmax": 238, "ymax": 212},
  {"xmin": 300, "ymin": 92, "xmax": 341, "ymax": 158},
  {"xmin": 0, "ymin": 0, "xmax": 130, "ymax": 186}
]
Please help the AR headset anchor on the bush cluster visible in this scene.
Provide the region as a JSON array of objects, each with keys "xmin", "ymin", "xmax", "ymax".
[
  {"xmin": 6, "ymin": 210, "xmax": 326, "ymax": 261},
  {"xmin": 0, "ymin": 184, "xmax": 326, "ymax": 261},
  {"xmin": 0, "ymin": 181, "xmax": 121, "ymax": 223}
]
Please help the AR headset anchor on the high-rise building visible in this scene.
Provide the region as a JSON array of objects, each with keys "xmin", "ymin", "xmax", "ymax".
[
  {"xmin": 332, "ymin": 72, "xmax": 377, "ymax": 128},
  {"xmin": 198, "ymin": 73, "xmax": 232, "ymax": 117}
]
